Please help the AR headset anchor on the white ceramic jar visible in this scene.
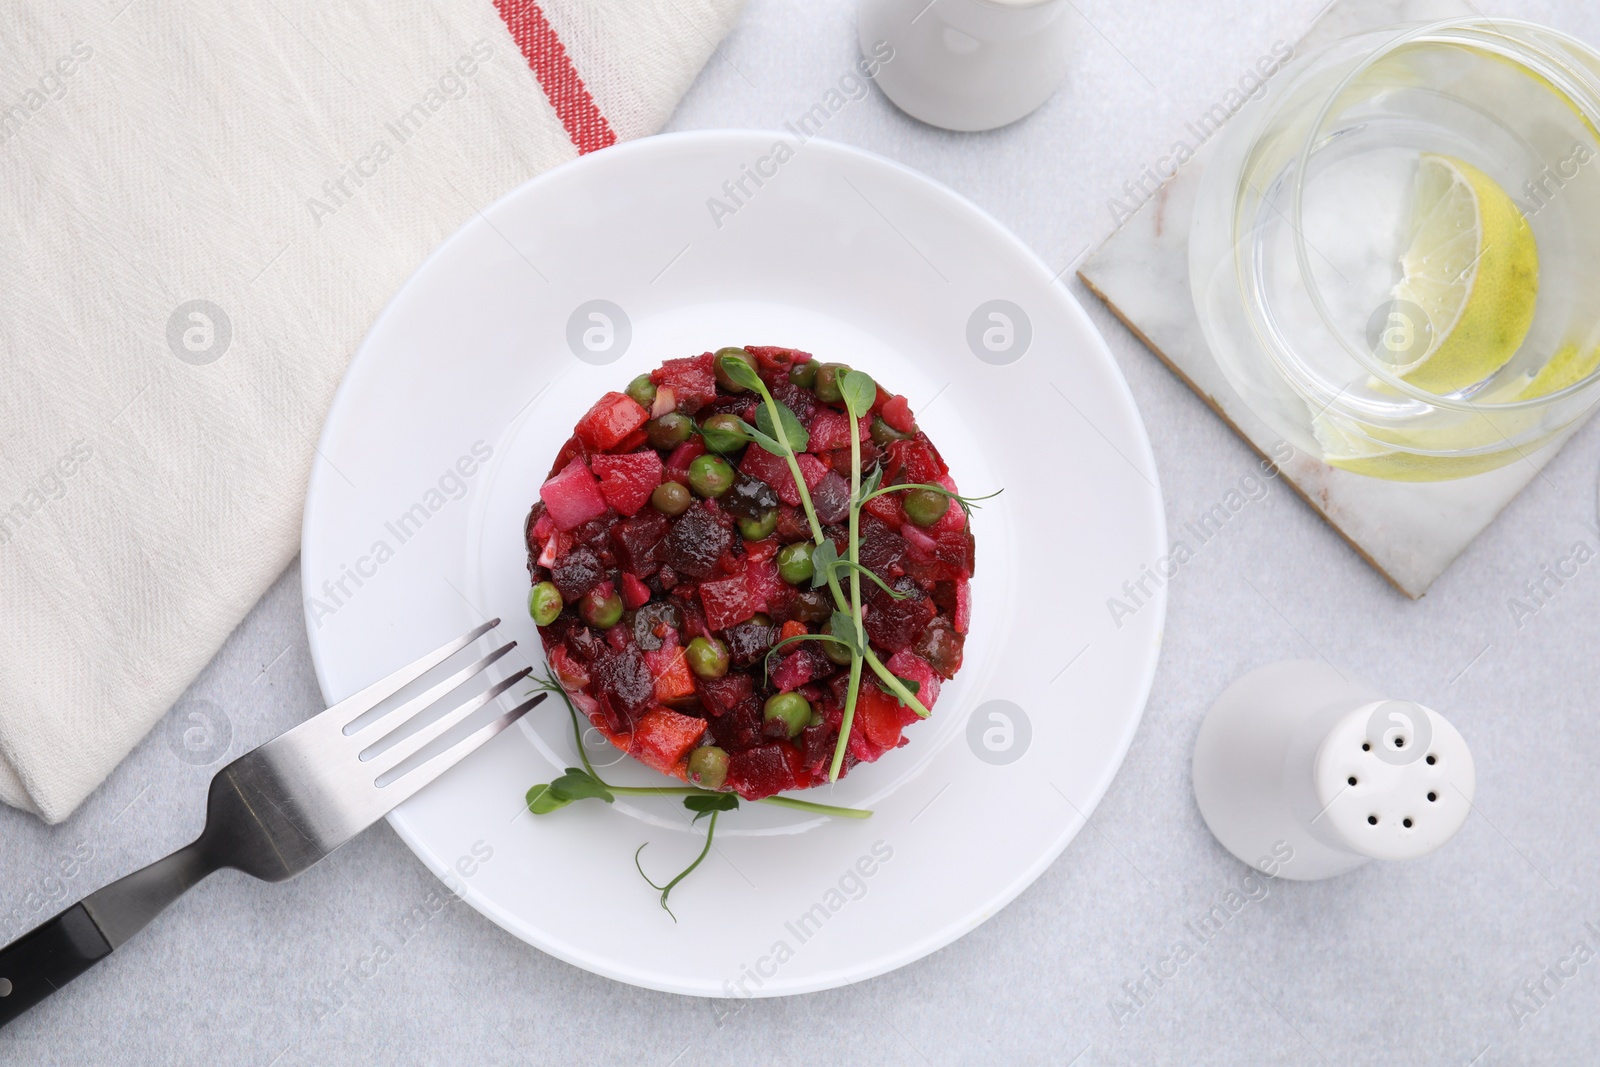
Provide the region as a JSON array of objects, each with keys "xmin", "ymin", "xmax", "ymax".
[{"xmin": 858, "ymin": 0, "xmax": 1071, "ymax": 131}]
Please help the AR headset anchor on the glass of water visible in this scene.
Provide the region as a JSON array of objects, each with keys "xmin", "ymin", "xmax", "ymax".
[{"xmin": 1190, "ymin": 18, "xmax": 1600, "ymax": 480}]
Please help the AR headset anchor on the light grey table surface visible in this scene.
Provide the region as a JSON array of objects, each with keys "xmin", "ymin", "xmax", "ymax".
[{"xmin": 5, "ymin": 1, "xmax": 1600, "ymax": 1064}]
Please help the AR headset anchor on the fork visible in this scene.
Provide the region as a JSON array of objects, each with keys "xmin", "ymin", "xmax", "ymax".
[{"xmin": 0, "ymin": 619, "xmax": 542, "ymax": 1029}]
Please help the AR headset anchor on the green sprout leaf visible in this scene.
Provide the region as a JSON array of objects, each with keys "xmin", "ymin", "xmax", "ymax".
[
  {"xmin": 684, "ymin": 792, "xmax": 740, "ymax": 817},
  {"xmin": 548, "ymin": 767, "xmax": 615, "ymax": 804},
  {"xmin": 717, "ymin": 351, "xmax": 765, "ymax": 392},
  {"xmin": 827, "ymin": 610, "xmax": 863, "ymax": 654},
  {"xmin": 892, "ymin": 677, "xmax": 921, "ymax": 705},
  {"xmin": 856, "ymin": 464, "xmax": 883, "ymax": 506},
  {"xmin": 525, "ymin": 782, "xmax": 571, "ymax": 814},
  {"xmin": 699, "ymin": 421, "xmax": 749, "ymax": 454},
  {"xmin": 729, "ymin": 417, "xmax": 782, "ymax": 455},
  {"xmin": 809, "ymin": 540, "xmax": 840, "ymax": 589},
  {"xmin": 839, "ymin": 369, "xmax": 877, "ymax": 418},
  {"xmin": 755, "ymin": 399, "xmax": 809, "ymax": 454}
]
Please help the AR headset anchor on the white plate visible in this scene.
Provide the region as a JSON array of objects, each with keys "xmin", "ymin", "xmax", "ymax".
[{"xmin": 301, "ymin": 131, "xmax": 1165, "ymax": 997}]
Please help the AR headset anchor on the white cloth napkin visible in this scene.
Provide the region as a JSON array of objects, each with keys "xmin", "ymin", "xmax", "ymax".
[{"xmin": 0, "ymin": 0, "xmax": 742, "ymax": 823}]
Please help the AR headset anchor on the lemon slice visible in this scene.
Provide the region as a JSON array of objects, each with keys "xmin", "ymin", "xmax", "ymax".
[
  {"xmin": 1389, "ymin": 154, "xmax": 1539, "ymax": 395},
  {"xmin": 1516, "ymin": 341, "xmax": 1600, "ymax": 399}
]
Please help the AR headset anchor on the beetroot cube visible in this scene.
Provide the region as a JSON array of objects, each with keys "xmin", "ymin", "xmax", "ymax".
[
  {"xmin": 808, "ymin": 408, "xmax": 865, "ymax": 451},
  {"xmin": 593, "ymin": 644, "xmax": 655, "ymax": 728},
  {"xmin": 885, "ymin": 437, "xmax": 947, "ymax": 486},
  {"xmin": 739, "ymin": 448, "xmax": 828, "ymax": 508},
  {"xmin": 540, "ymin": 457, "xmax": 610, "ymax": 531},
  {"xmin": 726, "ymin": 742, "xmax": 799, "ymax": 800},
  {"xmin": 610, "ymin": 510, "xmax": 668, "ymax": 577},
  {"xmin": 862, "ymin": 491, "xmax": 905, "ymax": 529},
  {"xmin": 885, "ymin": 648, "xmax": 940, "ymax": 711},
  {"xmin": 651, "ymin": 353, "xmax": 717, "ymax": 413},
  {"xmin": 799, "ymin": 722, "xmax": 834, "ymax": 776},
  {"xmin": 722, "ymin": 618, "xmax": 774, "ymax": 667},
  {"xmin": 620, "ymin": 572, "xmax": 652, "ymax": 610},
  {"xmin": 744, "ymin": 345, "xmax": 812, "ymax": 384},
  {"xmin": 696, "ymin": 671, "xmax": 754, "ymax": 715},
  {"xmin": 864, "ymin": 577, "xmax": 935, "ymax": 653},
  {"xmin": 551, "ymin": 545, "xmax": 605, "ymax": 602},
  {"xmin": 796, "ymin": 454, "xmax": 827, "ymax": 493},
  {"xmin": 699, "ymin": 575, "xmax": 755, "ymax": 631},
  {"xmin": 530, "ymin": 504, "xmax": 554, "ymax": 542},
  {"xmin": 811, "ymin": 471, "xmax": 851, "ymax": 525},
  {"xmin": 660, "ymin": 505, "xmax": 731, "ymax": 580},
  {"xmin": 909, "ymin": 529, "xmax": 977, "ymax": 581},
  {"xmin": 574, "ymin": 392, "xmax": 649, "ymax": 451},
  {"xmin": 743, "ymin": 552, "xmax": 782, "ymax": 615},
  {"xmin": 667, "ymin": 437, "xmax": 706, "ymax": 471},
  {"xmin": 738, "ymin": 446, "xmax": 790, "ymax": 500},
  {"xmin": 709, "ymin": 696, "xmax": 764, "ymax": 752},
  {"xmin": 858, "ymin": 516, "xmax": 907, "ymax": 579},
  {"xmin": 775, "ymin": 504, "xmax": 810, "ymax": 543},
  {"xmin": 880, "ymin": 395, "xmax": 916, "ymax": 434},
  {"xmin": 590, "ymin": 451, "xmax": 662, "ymax": 517},
  {"xmin": 770, "ymin": 650, "xmax": 815, "ymax": 693},
  {"xmin": 547, "ymin": 433, "xmax": 587, "ymax": 478},
  {"xmin": 769, "ymin": 381, "xmax": 816, "ymax": 425}
]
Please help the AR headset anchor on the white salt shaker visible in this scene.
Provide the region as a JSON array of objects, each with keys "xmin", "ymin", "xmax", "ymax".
[
  {"xmin": 1193, "ymin": 661, "xmax": 1476, "ymax": 880},
  {"xmin": 858, "ymin": 0, "xmax": 1071, "ymax": 132}
]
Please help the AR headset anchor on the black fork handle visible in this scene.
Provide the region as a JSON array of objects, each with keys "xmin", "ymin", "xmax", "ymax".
[
  {"xmin": 0, "ymin": 904, "xmax": 111, "ymax": 1026},
  {"xmin": 0, "ymin": 840, "xmax": 214, "ymax": 1029}
]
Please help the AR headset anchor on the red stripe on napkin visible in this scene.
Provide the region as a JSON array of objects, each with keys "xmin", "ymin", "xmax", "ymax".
[{"xmin": 493, "ymin": 0, "xmax": 617, "ymax": 154}]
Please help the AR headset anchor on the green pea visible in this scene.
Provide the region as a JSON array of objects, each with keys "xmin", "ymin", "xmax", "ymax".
[
  {"xmin": 870, "ymin": 415, "xmax": 915, "ymax": 446},
  {"xmin": 701, "ymin": 412, "xmax": 748, "ymax": 453},
  {"xmin": 788, "ymin": 361, "xmax": 818, "ymax": 389},
  {"xmin": 528, "ymin": 581, "xmax": 563, "ymax": 626},
  {"xmin": 814, "ymin": 363, "xmax": 849, "ymax": 403},
  {"xmin": 714, "ymin": 347, "xmax": 753, "ymax": 393},
  {"xmin": 776, "ymin": 541, "xmax": 814, "ymax": 585},
  {"xmin": 651, "ymin": 480, "xmax": 692, "ymax": 517},
  {"xmin": 903, "ymin": 488, "xmax": 951, "ymax": 528},
  {"xmin": 807, "ymin": 709, "xmax": 824, "ymax": 728},
  {"xmin": 685, "ymin": 636, "xmax": 730, "ymax": 679},
  {"xmin": 688, "ymin": 454, "xmax": 735, "ymax": 498},
  {"xmin": 820, "ymin": 621, "xmax": 854, "ymax": 665},
  {"xmin": 738, "ymin": 509, "xmax": 777, "ymax": 541},
  {"xmin": 764, "ymin": 692, "xmax": 811, "ymax": 739},
  {"xmin": 579, "ymin": 588, "xmax": 623, "ymax": 629},
  {"xmin": 626, "ymin": 374, "xmax": 657, "ymax": 408},
  {"xmin": 646, "ymin": 412, "xmax": 693, "ymax": 450},
  {"xmin": 687, "ymin": 746, "xmax": 729, "ymax": 790}
]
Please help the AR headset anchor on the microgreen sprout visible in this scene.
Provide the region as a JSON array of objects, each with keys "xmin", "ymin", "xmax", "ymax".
[
  {"xmin": 636, "ymin": 791, "xmax": 739, "ymax": 921},
  {"xmin": 525, "ymin": 672, "xmax": 870, "ymax": 917}
]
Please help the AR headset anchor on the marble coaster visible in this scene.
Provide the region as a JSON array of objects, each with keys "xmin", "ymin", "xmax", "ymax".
[{"xmin": 1078, "ymin": 0, "xmax": 1580, "ymax": 598}]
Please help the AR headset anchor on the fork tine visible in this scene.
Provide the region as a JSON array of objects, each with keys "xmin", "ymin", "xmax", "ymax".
[
  {"xmin": 322, "ymin": 619, "xmax": 500, "ymax": 729},
  {"xmin": 373, "ymin": 692, "xmax": 546, "ymax": 804},
  {"xmin": 367, "ymin": 667, "xmax": 536, "ymax": 778},
  {"xmin": 346, "ymin": 640, "xmax": 518, "ymax": 740}
]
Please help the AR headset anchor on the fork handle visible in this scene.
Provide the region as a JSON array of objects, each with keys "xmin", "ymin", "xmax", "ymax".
[
  {"xmin": 0, "ymin": 904, "xmax": 112, "ymax": 1027},
  {"xmin": 0, "ymin": 840, "xmax": 214, "ymax": 1030}
]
